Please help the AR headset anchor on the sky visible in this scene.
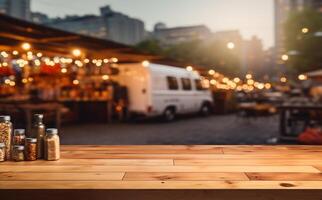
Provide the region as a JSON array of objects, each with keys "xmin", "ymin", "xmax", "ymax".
[{"xmin": 31, "ymin": 0, "xmax": 274, "ymax": 49}]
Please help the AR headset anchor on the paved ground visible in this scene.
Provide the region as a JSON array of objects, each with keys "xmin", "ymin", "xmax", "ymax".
[{"xmin": 61, "ymin": 114, "xmax": 280, "ymax": 145}]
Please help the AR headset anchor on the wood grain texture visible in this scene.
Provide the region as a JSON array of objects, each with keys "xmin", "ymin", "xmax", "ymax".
[
  {"xmin": 1, "ymin": 145, "xmax": 322, "ymax": 190},
  {"xmin": 123, "ymin": 172, "xmax": 249, "ymax": 181}
]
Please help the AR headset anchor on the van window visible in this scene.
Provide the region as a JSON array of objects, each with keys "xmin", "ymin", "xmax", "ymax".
[
  {"xmin": 194, "ymin": 79, "xmax": 205, "ymax": 91},
  {"xmin": 167, "ymin": 76, "xmax": 179, "ymax": 90},
  {"xmin": 181, "ymin": 78, "xmax": 192, "ymax": 90}
]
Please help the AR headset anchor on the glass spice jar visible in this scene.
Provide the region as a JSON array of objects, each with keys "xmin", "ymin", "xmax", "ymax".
[
  {"xmin": 13, "ymin": 129, "xmax": 26, "ymax": 146},
  {"xmin": 32, "ymin": 114, "xmax": 45, "ymax": 159},
  {"xmin": 13, "ymin": 145, "xmax": 25, "ymax": 162},
  {"xmin": 0, "ymin": 143, "xmax": 5, "ymax": 162},
  {"xmin": 44, "ymin": 128, "xmax": 60, "ymax": 161},
  {"xmin": 25, "ymin": 138, "xmax": 37, "ymax": 161},
  {"xmin": 0, "ymin": 116, "xmax": 12, "ymax": 160}
]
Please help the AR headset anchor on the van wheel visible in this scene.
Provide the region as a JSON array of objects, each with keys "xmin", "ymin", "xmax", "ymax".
[
  {"xmin": 163, "ymin": 108, "xmax": 175, "ymax": 122},
  {"xmin": 200, "ymin": 104, "xmax": 211, "ymax": 116}
]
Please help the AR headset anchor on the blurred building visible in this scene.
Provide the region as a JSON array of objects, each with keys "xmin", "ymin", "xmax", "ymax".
[
  {"xmin": 153, "ymin": 23, "xmax": 211, "ymax": 45},
  {"xmin": 274, "ymin": 0, "xmax": 322, "ymax": 67},
  {"xmin": 242, "ymin": 36, "xmax": 265, "ymax": 76},
  {"xmin": 0, "ymin": 0, "xmax": 30, "ymax": 20},
  {"xmin": 47, "ymin": 6, "xmax": 146, "ymax": 45}
]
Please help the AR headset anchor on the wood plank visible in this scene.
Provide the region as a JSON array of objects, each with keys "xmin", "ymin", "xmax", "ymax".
[
  {"xmin": 0, "ymin": 172, "xmax": 124, "ymax": 181},
  {"xmin": 221, "ymin": 146, "xmax": 322, "ymax": 155},
  {"xmin": 1, "ymin": 181, "xmax": 322, "ymax": 189},
  {"xmin": 60, "ymin": 145, "xmax": 223, "ymax": 154},
  {"xmin": 0, "ymin": 165, "xmax": 318, "ymax": 173},
  {"xmin": 175, "ymin": 159, "xmax": 322, "ymax": 166},
  {"xmin": 123, "ymin": 172, "xmax": 249, "ymax": 181},
  {"xmin": 0, "ymin": 159, "xmax": 174, "ymax": 166},
  {"xmin": 59, "ymin": 153, "xmax": 322, "ymax": 160},
  {"xmin": 246, "ymin": 173, "xmax": 322, "ymax": 181},
  {"xmin": 313, "ymin": 166, "xmax": 322, "ymax": 172}
]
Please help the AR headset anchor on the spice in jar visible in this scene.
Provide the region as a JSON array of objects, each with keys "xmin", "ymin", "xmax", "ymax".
[
  {"xmin": 0, "ymin": 116, "xmax": 12, "ymax": 160},
  {"xmin": 32, "ymin": 114, "xmax": 45, "ymax": 159},
  {"xmin": 13, "ymin": 145, "xmax": 25, "ymax": 162},
  {"xmin": 44, "ymin": 128, "xmax": 60, "ymax": 161},
  {"xmin": 0, "ymin": 143, "xmax": 5, "ymax": 162},
  {"xmin": 13, "ymin": 129, "xmax": 26, "ymax": 146},
  {"xmin": 25, "ymin": 138, "xmax": 37, "ymax": 161}
]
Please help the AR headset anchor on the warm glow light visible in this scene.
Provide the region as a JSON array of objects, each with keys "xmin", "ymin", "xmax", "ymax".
[
  {"xmin": 257, "ymin": 83, "xmax": 265, "ymax": 90},
  {"xmin": 34, "ymin": 59, "xmax": 41, "ymax": 66},
  {"xmin": 72, "ymin": 49, "xmax": 81, "ymax": 57},
  {"xmin": 102, "ymin": 75, "xmax": 109, "ymax": 80},
  {"xmin": 0, "ymin": 51, "xmax": 8, "ymax": 58},
  {"xmin": 84, "ymin": 58, "xmax": 90, "ymax": 63},
  {"xmin": 186, "ymin": 66, "xmax": 193, "ymax": 71},
  {"xmin": 298, "ymin": 74, "xmax": 308, "ymax": 81},
  {"xmin": 281, "ymin": 54, "xmax": 289, "ymax": 61},
  {"xmin": 142, "ymin": 60, "xmax": 150, "ymax": 67},
  {"xmin": 247, "ymin": 79, "xmax": 255, "ymax": 85},
  {"xmin": 245, "ymin": 74, "xmax": 252, "ymax": 79},
  {"xmin": 265, "ymin": 83, "xmax": 272, "ymax": 89},
  {"xmin": 12, "ymin": 51, "xmax": 19, "ymax": 55},
  {"xmin": 302, "ymin": 27, "xmax": 309, "ymax": 34},
  {"xmin": 210, "ymin": 79, "xmax": 216, "ymax": 85},
  {"xmin": 280, "ymin": 77, "xmax": 287, "ymax": 83},
  {"xmin": 22, "ymin": 78, "xmax": 28, "ymax": 84},
  {"xmin": 233, "ymin": 77, "xmax": 240, "ymax": 83},
  {"xmin": 227, "ymin": 42, "xmax": 235, "ymax": 49},
  {"xmin": 111, "ymin": 57, "xmax": 118, "ymax": 63},
  {"xmin": 2, "ymin": 62, "xmax": 8, "ymax": 67},
  {"xmin": 21, "ymin": 42, "xmax": 31, "ymax": 50},
  {"xmin": 61, "ymin": 68, "xmax": 67, "ymax": 73},
  {"xmin": 9, "ymin": 81, "xmax": 15, "ymax": 86},
  {"xmin": 73, "ymin": 80, "xmax": 79, "ymax": 85},
  {"xmin": 4, "ymin": 79, "xmax": 10, "ymax": 84},
  {"xmin": 96, "ymin": 62, "xmax": 102, "ymax": 67},
  {"xmin": 208, "ymin": 69, "xmax": 215, "ymax": 75},
  {"xmin": 222, "ymin": 77, "xmax": 229, "ymax": 83},
  {"xmin": 36, "ymin": 53, "xmax": 42, "ymax": 57},
  {"xmin": 103, "ymin": 59, "xmax": 109, "ymax": 63}
]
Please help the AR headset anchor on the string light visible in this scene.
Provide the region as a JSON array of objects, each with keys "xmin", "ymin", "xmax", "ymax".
[
  {"xmin": 142, "ymin": 60, "xmax": 150, "ymax": 67},
  {"xmin": 72, "ymin": 49, "xmax": 81, "ymax": 57},
  {"xmin": 208, "ymin": 69, "xmax": 215, "ymax": 75},
  {"xmin": 280, "ymin": 77, "xmax": 287, "ymax": 83},
  {"xmin": 102, "ymin": 75, "xmax": 109, "ymax": 80},
  {"xmin": 186, "ymin": 66, "xmax": 193, "ymax": 71},
  {"xmin": 73, "ymin": 80, "xmax": 79, "ymax": 85},
  {"xmin": 298, "ymin": 74, "xmax": 308, "ymax": 81},
  {"xmin": 21, "ymin": 42, "xmax": 31, "ymax": 50}
]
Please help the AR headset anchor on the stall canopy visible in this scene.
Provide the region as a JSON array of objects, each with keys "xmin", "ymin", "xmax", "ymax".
[{"xmin": 0, "ymin": 14, "xmax": 162, "ymax": 63}]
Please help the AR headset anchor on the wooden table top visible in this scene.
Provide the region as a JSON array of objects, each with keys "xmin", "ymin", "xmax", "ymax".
[{"xmin": 1, "ymin": 145, "xmax": 322, "ymax": 190}]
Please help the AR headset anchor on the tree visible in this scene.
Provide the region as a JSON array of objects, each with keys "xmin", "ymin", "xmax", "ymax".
[
  {"xmin": 135, "ymin": 39, "xmax": 242, "ymax": 76},
  {"xmin": 284, "ymin": 8, "xmax": 322, "ymax": 73}
]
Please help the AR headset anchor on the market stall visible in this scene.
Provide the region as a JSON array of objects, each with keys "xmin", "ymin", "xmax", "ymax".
[{"xmin": 0, "ymin": 14, "xmax": 163, "ymax": 125}]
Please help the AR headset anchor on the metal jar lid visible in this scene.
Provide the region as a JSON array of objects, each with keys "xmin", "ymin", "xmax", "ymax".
[
  {"xmin": 13, "ymin": 145, "xmax": 25, "ymax": 151},
  {"xmin": 0, "ymin": 115, "xmax": 10, "ymax": 122},
  {"xmin": 14, "ymin": 129, "xmax": 25, "ymax": 135},
  {"xmin": 25, "ymin": 138, "xmax": 37, "ymax": 143},
  {"xmin": 46, "ymin": 128, "xmax": 58, "ymax": 135},
  {"xmin": 0, "ymin": 143, "xmax": 5, "ymax": 148}
]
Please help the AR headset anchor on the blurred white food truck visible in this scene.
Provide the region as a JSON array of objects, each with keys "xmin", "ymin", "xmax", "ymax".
[{"xmin": 115, "ymin": 62, "xmax": 213, "ymax": 121}]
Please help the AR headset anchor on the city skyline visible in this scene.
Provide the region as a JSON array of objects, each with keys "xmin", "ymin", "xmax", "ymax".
[{"xmin": 31, "ymin": 0, "xmax": 274, "ymax": 48}]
